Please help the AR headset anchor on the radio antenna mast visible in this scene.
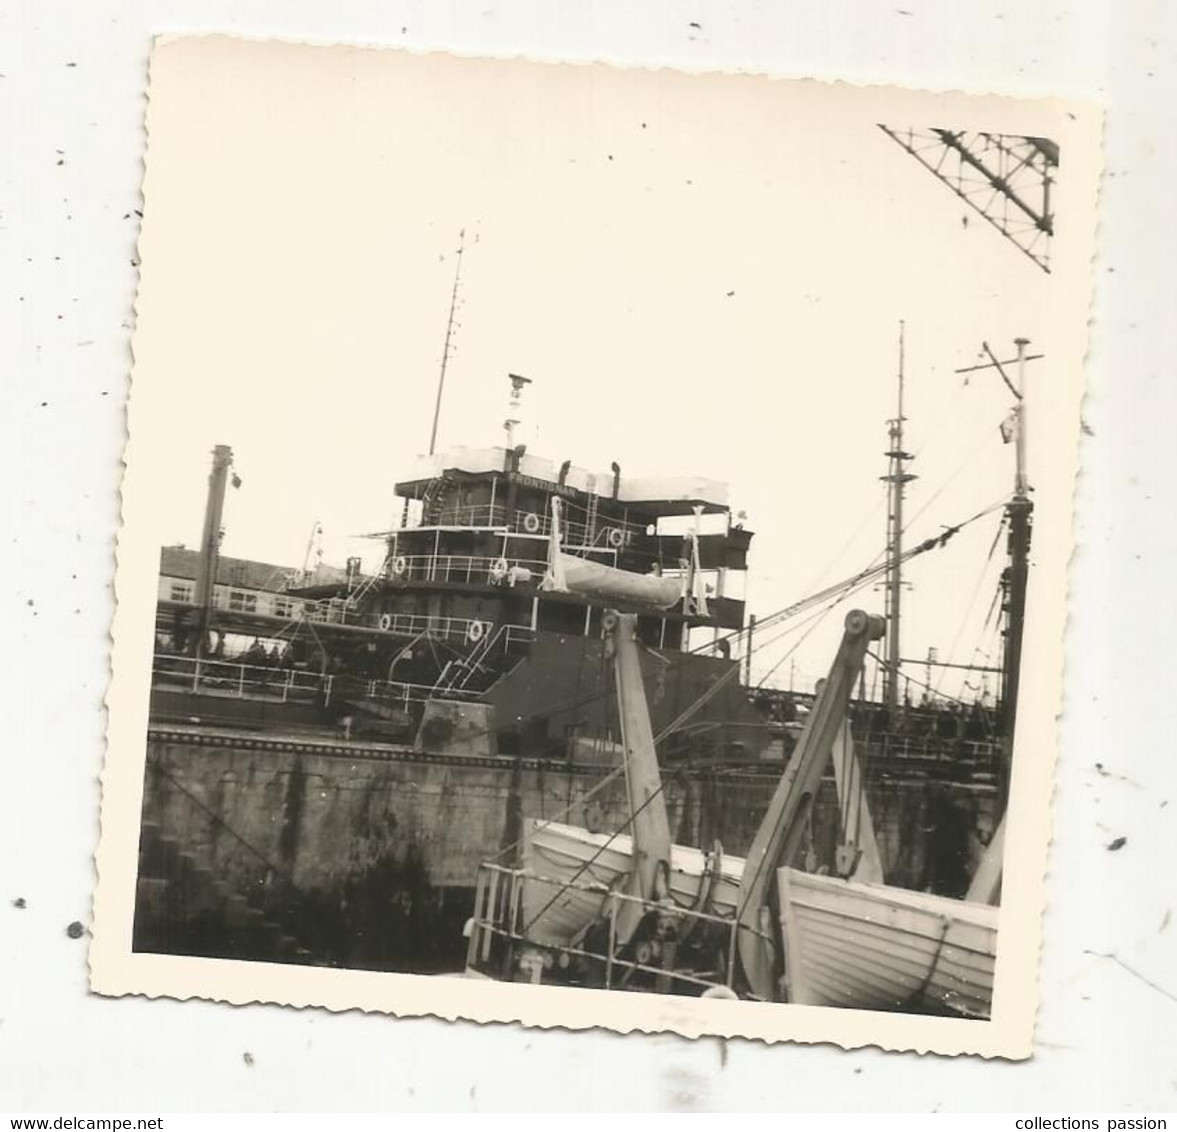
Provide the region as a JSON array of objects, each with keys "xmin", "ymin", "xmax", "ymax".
[
  {"xmin": 428, "ymin": 229, "xmax": 466, "ymax": 456},
  {"xmin": 881, "ymin": 321, "xmax": 916, "ymax": 708}
]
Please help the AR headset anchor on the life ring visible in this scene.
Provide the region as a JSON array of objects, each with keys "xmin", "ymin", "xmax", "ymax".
[
  {"xmin": 606, "ymin": 526, "xmax": 626, "ymax": 549},
  {"xmin": 489, "ymin": 557, "xmax": 508, "ymax": 581},
  {"xmin": 378, "ymin": 612, "xmax": 393, "ymax": 632},
  {"xmin": 522, "ymin": 512, "xmax": 541, "ymax": 534},
  {"xmin": 466, "ymin": 620, "xmax": 486, "ymax": 643},
  {"xmin": 391, "ymin": 556, "xmax": 408, "ymax": 577}
]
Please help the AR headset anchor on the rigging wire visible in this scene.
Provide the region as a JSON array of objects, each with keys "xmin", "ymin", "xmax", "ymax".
[
  {"xmin": 931, "ymin": 511, "xmax": 1006, "ymax": 698},
  {"xmin": 473, "ymin": 529, "xmax": 974, "ymax": 868},
  {"xmin": 796, "ymin": 483, "xmax": 890, "ymax": 598},
  {"xmin": 955, "ymin": 584, "xmax": 1006, "ymax": 702},
  {"xmin": 735, "ymin": 497, "xmax": 1010, "ymax": 686},
  {"xmin": 691, "ymin": 491, "xmax": 1009, "ymax": 668},
  {"xmin": 903, "ymin": 412, "xmax": 1014, "ymax": 534},
  {"xmin": 866, "ymin": 649, "xmax": 999, "ymax": 730},
  {"xmin": 754, "ymin": 597, "xmax": 848, "ymax": 690}
]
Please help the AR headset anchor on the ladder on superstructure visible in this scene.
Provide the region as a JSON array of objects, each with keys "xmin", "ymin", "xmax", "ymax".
[
  {"xmin": 421, "ymin": 474, "xmax": 455, "ymax": 526},
  {"xmin": 584, "ymin": 491, "xmax": 599, "ymax": 549}
]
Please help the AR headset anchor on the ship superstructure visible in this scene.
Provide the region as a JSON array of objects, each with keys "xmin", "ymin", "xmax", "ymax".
[{"xmin": 284, "ymin": 432, "xmax": 763, "ymax": 763}]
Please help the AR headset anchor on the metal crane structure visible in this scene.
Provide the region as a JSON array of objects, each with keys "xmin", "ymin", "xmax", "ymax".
[
  {"xmin": 732, "ymin": 609, "xmax": 885, "ymax": 1001},
  {"xmin": 299, "ymin": 520, "xmax": 325, "ymax": 586},
  {"xmin": 463, "ymin": 607, "xmax": 884, "ymax": 1000},
  {"xmin": 462, "ymin": 607, "xmax": 1002, "ymax": 1014},
  {"xmin": 878, "ymin": 127, "xmax": 1058, "ymax": 273}
]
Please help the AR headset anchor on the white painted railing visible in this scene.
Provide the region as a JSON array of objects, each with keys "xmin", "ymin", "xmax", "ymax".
[
  {"xmin": 386, "ymin": 553, "xmax": 548, "ymax": 587},
  {"xmin": 151, "ymin": 655, "xmax": 333, "ymax": 704}
]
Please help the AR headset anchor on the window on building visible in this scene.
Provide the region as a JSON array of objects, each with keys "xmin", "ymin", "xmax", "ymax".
[
  {"xmin": 169, "ymin": 581, "xmax": 194, "ymax": 603},
  {"xmin": 272, "ymin": 597, "xmax": 293, "ymax": 619},
  {"xmin": 228, "ymin": 590, "xmax": 257, "ymax": 613}
]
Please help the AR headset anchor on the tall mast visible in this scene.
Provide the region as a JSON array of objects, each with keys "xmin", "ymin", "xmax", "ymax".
[
  {"xmin": 428, "ymin": 229, "xmax": 466, "ymax": 457},
  {"xmin": 1002, "ymin": 337, "xmax": 1032, "ymax": 742},
  {"xmin": 952, "ymin": 336, "xmax": 1040, "ymax": 816},
  {"xmin": 881, "ymin": 322, "xmax": 916, "ymax": 708}
]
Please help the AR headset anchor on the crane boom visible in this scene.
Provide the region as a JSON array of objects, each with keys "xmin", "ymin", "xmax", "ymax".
[
  {"xmin": 734, "ymin": 609, "xmax": 885, "ymax": 1000},
  {"xmin": 606, "ymin": 611, "xmax": 673, "ymax": 944}
]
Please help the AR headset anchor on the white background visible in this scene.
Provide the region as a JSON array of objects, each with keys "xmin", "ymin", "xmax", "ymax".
[{"xmin": 2, "ymin": 0, "xmax": 1175, "ymax": 1114}]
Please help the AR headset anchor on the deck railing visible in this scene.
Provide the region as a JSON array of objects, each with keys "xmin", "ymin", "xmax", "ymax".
[
  {"xmin": 151, "ymin": 654, "xmax": 334, "ymax": 704},
  {"xmin": 374, "ymin": 612, "xmax": 531, "ymax": 645},
  {"xmin": 151, "ymin": 654, "xmax": 490, "ymax": 710},
  {"xmin": 857, "ymin": 731, "xmax": 1000, "ymax": 768},
  {"xmin": 428, "ymin": 503, "xmax": 510, "ymax": 528},
  {"xmin": 465, "ymin": 861, "xmax": 773, "ymax": 996},
  {"xmin": 410, "ymin": 504, "xmax": 646, "ymax": 550},
  {"xmin": 387, "ymin": 553, "xmax": 549, "ymax": 587}
]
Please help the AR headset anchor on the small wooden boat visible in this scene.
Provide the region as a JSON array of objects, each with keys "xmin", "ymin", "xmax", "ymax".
[
  {"xmin": 521, "ymin": 819, "xmax": 745, "ymax": 947},
  {"xmin": 777, "ymin": 866, "xmax": 998, "ymax": 1018}
]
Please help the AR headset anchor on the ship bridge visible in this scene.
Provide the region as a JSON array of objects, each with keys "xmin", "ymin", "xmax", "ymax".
[
  {"xmin": 398, "ymin": 446, "xmax": 730, "ymax": 515},
  {"xmin": 381, "ymin": 444, "xmax": 752, "ymax": 648}
]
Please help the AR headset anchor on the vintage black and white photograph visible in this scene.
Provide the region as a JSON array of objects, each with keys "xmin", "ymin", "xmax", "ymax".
[{"xmin": 92, "ymin": 36, "xmax": 1101, "ymax": 1055}]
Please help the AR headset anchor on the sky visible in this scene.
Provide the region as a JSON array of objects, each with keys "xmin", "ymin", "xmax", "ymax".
[{"xmin": 127, "ymin": 38, "xmax": 1088, "ymax": 696}]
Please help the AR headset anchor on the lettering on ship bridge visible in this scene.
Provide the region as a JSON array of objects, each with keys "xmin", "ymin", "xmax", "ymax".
[{"xmin": 507, "ymin": 471, "xmax": 577, "ymax": 497}]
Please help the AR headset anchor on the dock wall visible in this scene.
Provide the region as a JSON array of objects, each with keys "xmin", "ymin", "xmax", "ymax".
[{"xmin": 137, "ymin": 728, "xmax": 998, "ymax": 970}]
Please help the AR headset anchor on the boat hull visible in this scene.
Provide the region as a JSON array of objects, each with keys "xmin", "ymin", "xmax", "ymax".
[
  {"xmin": 777, "ymin": 867, "xmax": 998, "ymax": 1018},
  {"xmin": 521, "ymin": 819, "xmax": 745, "ymax": 946}
]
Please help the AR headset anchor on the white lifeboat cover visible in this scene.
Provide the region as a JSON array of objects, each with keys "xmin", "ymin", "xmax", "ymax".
[{"xmin": 554, "ymin": 553, "xmax": 681, "ymax": 610}]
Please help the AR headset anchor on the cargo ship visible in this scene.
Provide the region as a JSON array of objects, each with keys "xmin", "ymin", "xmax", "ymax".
[{"xmin": 136, "ymin": 373, "xmax": 1011, "ymax": 977}]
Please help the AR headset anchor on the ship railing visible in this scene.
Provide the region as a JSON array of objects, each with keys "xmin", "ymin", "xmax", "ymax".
[
  {"xmin": 465, "ymin": 862, "xmax": 771, "ymax": 996},
  {"xmin": 354, "ymin": 676, "xmax": 475, "ymax": 710},
  {"xmin": 151, "ymin": 654, "xmax": 488, "ymax": 712},
  {"xmin": 500, "ymin": 624, "xmax": 534, "ymax": 657},
  {"xmin": 414, "ymin": 505, "xmax": 555, "ymax": 537},
  {"xmin": 429, "ymin": 503, "xmax": 511, "ymax": 528},
  {"xmin": 857, "ymin": 731, "xmax": 1001, "ymax": 770},
  {"xmin": 151, "ymin": 654, "xmax": 335, "ymax": 704},
  {"xmin": 504, "ymin": 511, "xmax": 643, "ymax": 550},
  {"xmin": 404, "ymin": 505, "xmax": 644, "ymax": 553},
  {"xmin": 387, "ymin": 553, "xmax": 549, "ymax": 587},
  {"xmin": 375, "ymin": 611, "xmax": 534, "ymax": 647},
  {"xmin": 429, "ymin": 621, "xmax": 533, "ymax": 694}
]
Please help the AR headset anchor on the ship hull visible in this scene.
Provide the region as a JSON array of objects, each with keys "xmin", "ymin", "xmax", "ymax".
[{"xmin": 777, "ymin": 867, "xmax": 998, "ymax": 1018}]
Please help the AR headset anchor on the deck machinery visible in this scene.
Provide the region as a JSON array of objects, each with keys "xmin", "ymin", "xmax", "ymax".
[
  {"xmin": 464, "ymin": 608, "xmax": 887, "ymax": 999},
  {"xmin": 464, "ymin": 608, "xmax": 1002, "ymax": 1012}
]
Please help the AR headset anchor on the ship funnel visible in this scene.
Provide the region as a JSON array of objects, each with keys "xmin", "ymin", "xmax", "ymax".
[{"xmin": 504, "ymin": 373, "xmax": 532, "ymax": 451}]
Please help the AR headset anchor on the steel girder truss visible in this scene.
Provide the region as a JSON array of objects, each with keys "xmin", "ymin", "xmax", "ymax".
[{"xmin": 878, "ymin": 127, "xmax": 1059, "ymax": 273}]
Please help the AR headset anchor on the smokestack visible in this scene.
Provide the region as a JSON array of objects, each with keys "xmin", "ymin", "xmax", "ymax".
[
  {"xmin": 504, "ymin": 373, "xmax": 533, "ymax": 452},
  {"xmin": 558, "ymin": 460, "xmax": 571, "ymax": 487},
  {"xmin": 611, "ymin": 461, "xmax": 621, "ymax": 500}
]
